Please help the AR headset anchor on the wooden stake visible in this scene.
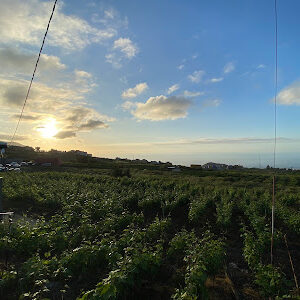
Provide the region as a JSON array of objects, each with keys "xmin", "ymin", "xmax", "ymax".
[
  {"xmin": 271, "ymin": 175, "xmax": 275, "ymax": 265},
  {"xmin": 284, "ymin": 234, "xmax": 299, "ymax": 292}
]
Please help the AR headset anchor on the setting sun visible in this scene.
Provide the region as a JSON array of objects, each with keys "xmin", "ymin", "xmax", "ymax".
[{"xmin": 37, "ymin": 119, "xmax": 58, "ymax": 138}]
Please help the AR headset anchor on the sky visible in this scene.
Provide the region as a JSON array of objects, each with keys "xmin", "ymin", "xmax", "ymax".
[{"xmin": 1, "ymin": 0, "xmax": 300, "ymax": 168}]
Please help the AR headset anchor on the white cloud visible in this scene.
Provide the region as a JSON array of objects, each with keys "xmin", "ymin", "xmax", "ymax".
[
  {"xmin": 0, "ymin": 0, "xmax": 116, "ymax": 50},
  {"xmin": 91, "ymin": 7, "xmax": 128, "ymax": 29},
  {"xmin": 105, "ymin": 53, "xmax": 122, "ymax": 69},
  {"xmin": 124, "ymin": 95, "xmax": 192, "ymax": 121},
  {"xmin": 201, "ymin": 99, "xmax": 222, "ymax": 108},
  {"xmin": 75, "ymin": 70, "xmax": 92, "ymax": 78},
  {"xmin": 104, "ymin": 9, "xmax": 116, "ymax": 19},
  {"xmin": 106, "ymin": 37, "xmax": 138, "ymax": 68},
  {"xmin": 39, "ymin": 54, "xmax": 66, "ymax": 71},
  {"xmin": 277, "ymin": 81, "xmax": 300, "ymax": 105},
  {"xmin": 167, "ymin": 84, "xmax": 180, "ymax": 95},
  {"xmin": 120, "ymin": 76, "xmax": 128, "ymax": 85},
  {"xmin": 177, "ymin": 64, "xmax": 184, "ymax": 70},
  {"xmin": 73, "ymin": 69, "xmax": 96, "ymax": 93},
  {"xmin": 257, "ymin": 64, "xmax": 266, "ymax": 69},
  {"xmin": 188, "ymin": 70, "xmax": 205, "ymax": 83},
  {"xmin": 113, "ymin": 38, "xmax": 138, "ymax": 58},
  {"xmin": 224, "ymin": 62, "xmax": 235, "ymax": 74},
  {"xmin": 210, "ymin": 77, "xmax": 224, "ymax": 83},
  {"xmin": 122, "ymin": 82, "xmax": 148, "ymax": 99},
  {"xmin": 122, "ymin": 101, "xmax": 136, "ymax": 110},
  {"xmin": 183, "ymin": 90, "xmax": 204, "ymax": 98},
  {"xmin": 71, "ymin": 70, "xmax": 97, "ymax": 95}
]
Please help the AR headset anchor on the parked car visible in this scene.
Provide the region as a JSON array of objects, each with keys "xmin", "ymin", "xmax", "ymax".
[
  {"xmin": 13, "ymin": 168, "xmax": 21, "ymax": 172},
  {"xmin": 20, "ymin": 162, "xmax": 28, "ymax": 166},
  {"xmin": 10, "ymin": 162, "xmax": 21, "ymax": 168},
  {"xmin": 0, "ymin": 166, "xmax": 6, "ymax": 172},
  {"xmin": 41, "ymin": 163, "xmax": 52, "ymax": 167}
]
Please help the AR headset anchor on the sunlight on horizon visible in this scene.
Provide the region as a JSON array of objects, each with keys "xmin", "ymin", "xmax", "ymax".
[{"xmin": 36, "ymin": 119, "xmax": 58, "ymax": 139}]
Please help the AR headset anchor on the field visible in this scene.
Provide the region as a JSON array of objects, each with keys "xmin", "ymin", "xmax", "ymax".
[{"xmin": 0, "ymin": 168, "xmax": 299, "ymax": 299}]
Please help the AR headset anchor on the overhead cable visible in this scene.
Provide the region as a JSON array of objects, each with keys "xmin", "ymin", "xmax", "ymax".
[{"xmin": 10, "ymin": 0, "xmax": 58, "ymax": 143}]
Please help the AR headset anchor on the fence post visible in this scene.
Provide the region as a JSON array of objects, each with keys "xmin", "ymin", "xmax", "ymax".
[{"xmin": 0, "ymin": 177, "xmax": 3, "ymax": 212}]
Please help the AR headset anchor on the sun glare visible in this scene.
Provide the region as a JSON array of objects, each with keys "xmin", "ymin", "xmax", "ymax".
[{"xmin": 37, "ymin": 119, "xmax": 58, "ymax": 138}]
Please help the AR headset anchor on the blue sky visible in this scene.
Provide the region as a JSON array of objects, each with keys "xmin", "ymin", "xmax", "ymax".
[{"xmin": 1, "ymin": 0, "xmax": 300, "ymax": 167}]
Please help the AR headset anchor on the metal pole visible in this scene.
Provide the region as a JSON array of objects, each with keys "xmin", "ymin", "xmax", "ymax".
[
  {"xmin": 0, "ymin": 177, "xmax": 3, "ymax": 212},
  {"xmin": 284, "ymin": 234, "xmax": 299, "ymax": 291},
  {"xmin": 271, "ymin": 175, "xmax": 275, "ymax": 265}
]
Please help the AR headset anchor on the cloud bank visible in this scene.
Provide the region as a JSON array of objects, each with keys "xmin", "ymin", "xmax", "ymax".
[
  {"xmin": 0, "ymin": 48, "xmax": 66, "ymax": 74},
  {"xmin": 0, "ymin": 0, "xmax": 116, "ymax": 50},
  {"xmin": 124, "ymin": 95, "xmax": 192, "ymax": 121}
]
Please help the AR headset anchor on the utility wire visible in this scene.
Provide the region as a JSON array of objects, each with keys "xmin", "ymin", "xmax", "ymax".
[
  {"xmin": 271, "ymin": 0, "xmax": 278, "ymax": 266},
  {"xmin": 274, "ymin": 0, "xmax": 278, "ymax": 170},
  {"xmin": 10, "ymin": 0, "xmax": 58, "ymax": 143}
]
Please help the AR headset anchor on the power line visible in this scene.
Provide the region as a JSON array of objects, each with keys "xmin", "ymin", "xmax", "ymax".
[
  {"xmin": 10, "ymin": 0, "xmax": 58, "ymax": 143},
  {"xmin": 274, "ymin": 0, "xmax": 278, "ymax": 170},
  {"xmin": 271, "ymin": 0, "xmax": 278, "ymax": 266}
]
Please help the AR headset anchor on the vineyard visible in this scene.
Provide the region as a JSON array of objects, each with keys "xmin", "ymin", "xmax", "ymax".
[{"xmin": 0, "ymin": 169, "xmax": 299, "ymax": 299}]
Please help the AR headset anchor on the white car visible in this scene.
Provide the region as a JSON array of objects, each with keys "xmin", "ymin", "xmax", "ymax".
[{"xmin": 11, "ymin": 162, "xmax": 21, "ymax": 168}]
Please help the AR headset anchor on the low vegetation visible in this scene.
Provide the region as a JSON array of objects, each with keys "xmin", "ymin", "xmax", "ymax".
[{"xmin": 0, "ymin": 169, "xmax": 299, "ymax": 299}]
